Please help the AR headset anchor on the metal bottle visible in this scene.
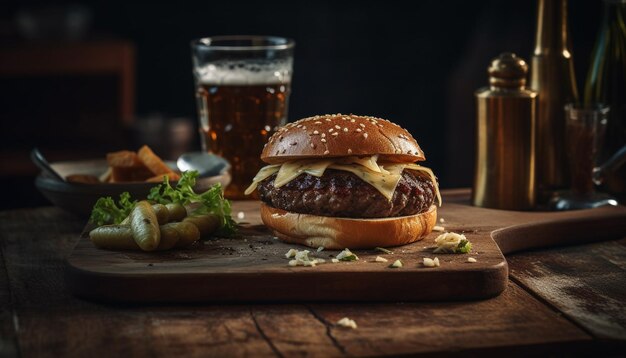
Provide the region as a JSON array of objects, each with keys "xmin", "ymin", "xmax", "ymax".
[
  {"xmin": 473, "ymin": 53, "xmax": 537, "ymax": 210},
  {"xmin": 530, "ymin": 0, "xmax": 579, "ymax": 202}
]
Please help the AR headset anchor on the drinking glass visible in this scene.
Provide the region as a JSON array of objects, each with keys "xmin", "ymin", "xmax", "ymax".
[
  {"xmin": 550, "ymin": 104, "xmax": 619, "ymax": 210},
  {"xmin": 191, "ymin": 36, "xmax": 294, "ymax": 199}
]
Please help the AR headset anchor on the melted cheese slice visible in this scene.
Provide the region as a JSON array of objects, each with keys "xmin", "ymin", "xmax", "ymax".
[
  {"xmin": 245, "ymin": 156, "xmax": 441, "ymax": 206},
  {"xmin": 274, "ymin": 160, "xmax": 333, "ymax": 187},
  {"xmin": 244, "ymin": 164, "xmax": 280, "ymax": 195},
  {"xmin": 336, "ymin": 155, "xmax": 383, "ymax": 173},
  {"xmin": 328, "ymin": 163, "xmax": 401, "ymax": 200}
]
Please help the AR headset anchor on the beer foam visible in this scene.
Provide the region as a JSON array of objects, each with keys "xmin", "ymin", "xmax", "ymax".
[{"xmin": 196, "ymin": 60, "xmax": 292, "ymax": 85}]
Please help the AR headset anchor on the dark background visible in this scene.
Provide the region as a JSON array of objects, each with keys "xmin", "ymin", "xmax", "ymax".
[{"xmin": 0, "ymin": 0, "xmax": 601, "ymax": 209}]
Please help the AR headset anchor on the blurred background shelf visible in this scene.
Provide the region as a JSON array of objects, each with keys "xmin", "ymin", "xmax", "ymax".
[
  {"xmin": 0, "ymin": 40, "xmax": 135, "ymax": 208},
  {"xmin": 0, "ymin": 1, "xmax": 602, "ymax": 211}
]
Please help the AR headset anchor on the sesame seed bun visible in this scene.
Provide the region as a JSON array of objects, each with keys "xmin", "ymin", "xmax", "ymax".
[
  {"xmin": 261, "ymin": 114, "xmax": 425, "ymax": 164},
  {"xmin": 261, "ymin": 203, "xmax": 437, "ymax": 249}
]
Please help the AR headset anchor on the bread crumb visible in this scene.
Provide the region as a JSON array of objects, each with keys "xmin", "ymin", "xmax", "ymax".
[
  {"xmin": 237, "ymin": 211, "xmax": 245, "ymax": 220},
  {"xmin": 375, "ymin": 256, "xmax": 388, "ymax": 263},
  {"xmin": 336, "ymin": 317, "xmax": 357, "ymax": 329},
  {"xmin": 433, "ymin": 225, "xmax": 445, "ymax": 232},
  {"xmin": 439, "ymin": 218, "xmax": 445, "ymax": 223},
  {"xmin": 468, "ymin": 257, "xmax": 477, "ymax": 263}
]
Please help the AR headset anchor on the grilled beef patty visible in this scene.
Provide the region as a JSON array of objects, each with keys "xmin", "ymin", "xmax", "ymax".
[{"xmin": 257, "ymin": 169, "xmax": 435, "ymax": 218}]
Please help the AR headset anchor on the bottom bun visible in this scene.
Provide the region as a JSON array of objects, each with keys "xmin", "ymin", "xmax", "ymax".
[{"xmin": 260, "ymin": 203, "xmax": 437, "ymax": 249}]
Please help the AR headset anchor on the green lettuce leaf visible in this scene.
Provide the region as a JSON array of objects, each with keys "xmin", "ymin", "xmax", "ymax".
[
  {"xmin": 89, "ymin": 192, "xmax": 136, "ymax": 226},
  {"xmin": 147, "ymin": 171, "xmax": 236, "ymax": 236}
]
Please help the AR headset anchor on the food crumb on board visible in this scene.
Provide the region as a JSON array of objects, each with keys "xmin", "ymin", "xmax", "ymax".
[
  {"xmin": 285, "ymin": 248, "xmax": 297, "ymax": 258},
  {"xmin": 468, "ymin": 257, "xmax": 477, "ymax": 263},
  {"xmin": 389, "ymin": 259, "xmax": 403, "ymax": 268},
  {"xmin": 423, "ymin": 257, "xmax": 440, "ymax": 267},
  {"xmin": 439, "ymin": 218, "xmax": 445, "ymax": 223},
  {"xmin": 285, "ymin": 249, "xmax": 325, "ymax": 267},
  {"xmin": 433, "ymin": 225, "xmax": 445, "ymax": 232},
  {"xmin": 375, "ymin": 256, "xmax": 388, "ymax": 263},
  {"xmin": 336, "ymin": 248, "xmax": 359, "ymax": 261},
  {"xmin": 237, "ymin": 211, "xmax": 245, "ymax": 220},
  {"xmin": 433, "ymin": 232, "xmax": 472, "ymax": 254},
  {"xmin": 331, "ymin": 258, "xmax": 340, "ymax": 263},
  {"xmin": 336, "ymin": 317, "xmax": 357, "ymax": 329}
]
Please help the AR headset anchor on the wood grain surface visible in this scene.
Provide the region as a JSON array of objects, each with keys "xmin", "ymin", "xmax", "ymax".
[
  {"xmin": 66, "ymin": 194, "xmax": 626, "ymax": 303},
  {"xmin": 1, "ymin": 192, "xmax": 625, "ymax": 356},
  {"xmin": 0, "ymin": 207, "xmax": 603, "ymax": 356},
  {"xmin": 508, "ymin": 237, "xmax": 626, "ymax": 341}
]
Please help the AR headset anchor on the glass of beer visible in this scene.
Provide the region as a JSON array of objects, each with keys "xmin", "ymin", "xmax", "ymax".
[{"xmin": 191, "ymin": 36, "xmax": 294, "ymax": 199}]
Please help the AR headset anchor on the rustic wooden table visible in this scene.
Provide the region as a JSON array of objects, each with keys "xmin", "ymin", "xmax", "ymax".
[{"xmin": 1, "ymin": 202, "xmax": 625, "ymax": 357}]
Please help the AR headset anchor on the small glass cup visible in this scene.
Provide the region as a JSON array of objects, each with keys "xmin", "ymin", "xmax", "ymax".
[
  {"xmin": 191, "ymin": 36, "xmax": 294, "ymax": 199},
  {"xmin": 551, "ymin": 104, "xmax": 618, "ymax": 210}
]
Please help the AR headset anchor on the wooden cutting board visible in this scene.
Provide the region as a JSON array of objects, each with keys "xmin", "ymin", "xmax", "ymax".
[{"xmin": 66, "ymin": 190, "xmax": 626, "ymax": 302}]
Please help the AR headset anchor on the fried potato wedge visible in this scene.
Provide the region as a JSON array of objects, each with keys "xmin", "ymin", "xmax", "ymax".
[{"xmin": 138, "ymin": 145, "xmax": 178, "ymax": 176}]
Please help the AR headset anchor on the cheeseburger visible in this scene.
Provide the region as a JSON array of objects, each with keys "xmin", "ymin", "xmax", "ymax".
[{"xmin": 245, "ymin": 114, "xmax": 441, "ymax": 249}]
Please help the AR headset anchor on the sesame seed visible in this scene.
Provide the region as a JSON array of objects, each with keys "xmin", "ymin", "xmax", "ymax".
[
  {"xmin": 350, "ymin": 119, "xmax": 356, "ymax": 122},
  {"xmin": 356, "ymin": 128, "xmax": 362, "ymax": 132},
  {"xmin": 332, "ymin": 132, "xmax": 338, "ymax": 136},
  {"xmin": 296, "ymin": 124, "xmax": 302, "ymax": 128},
  {"xmin": 302, "ymin": 126, "xmax": 306, "ymax": 129},
  {"xmin": 321, "ymin": 138, "xmax": 327, "ymax": 143},
  {"xmin": 343, "ymin": 127, "xmax": 348, "ymax": 132},
  {"xmin": 347, "ymin": 148, "xmax": 352, "ymax": 154},
  {"xmin": 313, "ymin": 130, "xmax": 319, "ymax": 135},
  {"xmin": 321, "ymin": 133, "xmax": 326, "ymax": 138},
  {"xmin": 359, "ymin": 123, "xmax": 365, "ymax": 128},
  {"xmin": 315, "ymin": 121, "xmax": 322, "ymax": 124},
  {"xmin": 329, "ymin": 128, "xmax": 334, "ymax": 132},
  {"xmin": 335, "ymin": 125, "xmax": 341, "ymax": 129},
  {"xmin": 325, "ymin": 118, "xmax": 331, "ymax": 122},
  {"xmin": 323, "ymin": 150, "xmax": 330, "ymax": 155},
  {"xmin": 310, "ymin": 143, "xmax": 315, "ymax": 148},
  {"xmin": 363, "ymin": 133, "xmax": 368, "ymax": 139}
]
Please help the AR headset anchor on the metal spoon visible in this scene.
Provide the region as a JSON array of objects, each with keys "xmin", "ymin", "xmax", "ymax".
[
  {"xmin": 176, "ymin": 152, "xmax": 230, "ymax": 178},
  {"xmin": 31, "ymin": 148, "xmax": 66, "ymax": 181}
]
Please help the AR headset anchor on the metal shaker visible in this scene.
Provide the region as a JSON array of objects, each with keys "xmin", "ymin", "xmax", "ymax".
[{"xmin": 472, "ymin": 53, "xmax": 537, "ymax": 210}]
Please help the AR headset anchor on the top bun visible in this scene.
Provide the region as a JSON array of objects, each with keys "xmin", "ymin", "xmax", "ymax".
[{"xmin": 261, "ymin": 114, "xmax": 424, "ymax": 164}]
